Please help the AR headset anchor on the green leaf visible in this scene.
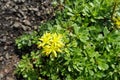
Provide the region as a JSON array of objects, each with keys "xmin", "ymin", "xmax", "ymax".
[
  {"xmin": 65, "ymin": 6, "xmax": 73, "ymax": 12},
  {"xmin": 67, "ymin": 12, "xmax": 74, "ymax": 16},
  {"xmin": 68, "ymin": 66, "xmax": 72, "ymax": 72},
  {"xmin": 103, "ymin": 27, "xmax": 109, "ymax": 37},
  {"xmin": 73, "ymin": 24, "xmax": 79, "ymax": 35},
  {"xmin": 89, "ymin": 70, "xmax": 94, "ymax": 76},
  {"xmin": 98, "ymin": 62, "xmax": 109, "ymax": 70}
]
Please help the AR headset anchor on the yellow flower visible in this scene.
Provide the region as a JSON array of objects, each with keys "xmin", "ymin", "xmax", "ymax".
[
  {"xmin": 113, "ymin": 17, "xmax": 120, "ymax": 28},
  {"xmin": 51, "ymin": 33, "xmax": 64, "ymax": 48},
  {"xmin": 116, "ymin": 20, "xmax": 120, "ymax": 28},
  {"xmin": 37, "ymin": 32, "xmax": 64, "ymax": 57},
  {"xmin": 40, "ymin": 32, "xmax": 51, "ymax": 45},
  {"xmin": 43, "ymin": 45, "xmax": 52, "ymax": 56}
]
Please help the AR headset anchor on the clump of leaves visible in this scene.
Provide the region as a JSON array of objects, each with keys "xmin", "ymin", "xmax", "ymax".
[
  {"xmin": 15, "ymin": 31, "xmax": 38, "ymax": 49},
  {"xmin": 15, "ymin": 0, "xmax": 120, "ymax": 80}
]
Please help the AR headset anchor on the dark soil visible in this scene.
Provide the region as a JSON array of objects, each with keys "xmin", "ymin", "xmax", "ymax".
[{"xmin": 0, "ymin": 0, "xmax": 54, "ymax": 80}]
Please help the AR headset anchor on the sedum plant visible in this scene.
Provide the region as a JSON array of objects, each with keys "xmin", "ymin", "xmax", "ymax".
[{"xmin": 15, "ymin": 0, "xmax": 120, "ymax": 80}]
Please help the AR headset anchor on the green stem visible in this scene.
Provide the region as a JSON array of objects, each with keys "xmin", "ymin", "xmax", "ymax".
[{"xmin": 111, "ymin": 0, "xmax": 118, "ymax": 20}]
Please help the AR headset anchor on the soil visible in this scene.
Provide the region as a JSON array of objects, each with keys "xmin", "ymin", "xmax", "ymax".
[{"xmin": 0, "ymin": 0, "xmax": 54, "ymax": 80}]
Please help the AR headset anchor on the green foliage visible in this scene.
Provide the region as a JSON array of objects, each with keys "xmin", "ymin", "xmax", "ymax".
[
  {"xmin": 16, "ymin": 54, "xmax": 38, "ymax": 80},
  {"xmin": 15, "ymin": 31, "xmax": 38, "ymax": 49},
  {"xmin": 15, "ymin": 0, "xmax": 120, "ymax": 80}
]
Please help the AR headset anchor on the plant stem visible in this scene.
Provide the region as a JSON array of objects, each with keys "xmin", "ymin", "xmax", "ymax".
[{"xmin": 111, "ymin": 0, "xmax": 118, "ymax": 20}]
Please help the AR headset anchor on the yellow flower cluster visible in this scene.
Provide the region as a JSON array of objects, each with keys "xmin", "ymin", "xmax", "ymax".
[
  {"xmin": 37, "ymin": 32, "xmax": 64, "ymax": 57},
  {"xmin": 113, "ymin": 17, "xmax": 120, "ymax": 28},
  {"xmin": 115, "ymin": 20, "xmax": 120, "ymax": 28}
]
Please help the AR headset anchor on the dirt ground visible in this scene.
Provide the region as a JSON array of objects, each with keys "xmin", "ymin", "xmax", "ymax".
[{"xmin": 0, "ymin": 0, "xmax": 54, "ymax": 80}]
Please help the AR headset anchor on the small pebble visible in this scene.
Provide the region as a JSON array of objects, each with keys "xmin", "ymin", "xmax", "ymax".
[
  {"xmin": 4, "ymin": 46, "xmax": 8, "ymax": 50},
  {"xmin": 5, "ymin": 53, "xmax": 9, "ymax": 59},
  {"xmin": 6, "ymin": 76, "xmax": 14, "ymax": 80},
  {"xmin": 0, "ymin": 73, "xmax": 4, "ymax": 79},
  {"xmin": 0, "ymin": 57, "xmax": 4, "ymax": 61}
]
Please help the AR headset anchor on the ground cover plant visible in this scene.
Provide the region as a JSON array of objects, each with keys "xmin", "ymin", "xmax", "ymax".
[{"xmin": 15, "ymin": 0, "xmax": 120, "ymax": 80}]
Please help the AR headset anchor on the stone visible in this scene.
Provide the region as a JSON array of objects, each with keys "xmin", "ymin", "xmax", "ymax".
[
  {"xmin": 4, "ymin": 46, "xmax": 8, "ymax": 51},
  {"xmin": 18, "ymin": 10, "xmax": 25, "ymax": 18},
  {"xmin": 23, "ymin": 20, "xmax": 31, "ymax": 26},
  {"xmin": 28, "ymin": 7, "xmax": 38, "ymax": 11},
  {"xmin": 36, "ymin": 12, "xmax": 41, "ymax": 16},
  {"xmin": 21, "ymin": 24, "xmax": 27, "ymax": 31},
  {"xmin": 33, "ymin": 26, "xmax": 38, "ymax": 30},
  {"xmin": 0, "ymin": 73, "xmax": 4, "ymax": 79},
  {"xmin": 13, "ymin": 22, "xmax": 21, "ymax": 28},
  {"xmin": 5, "ymin": 53, "xmax": 9, "ymax": 59},
  {"xmin": 6, "ymin": 76, "xmax": 14, "ymax": 80},
  {"xmin": 0, "ymin": 38, "xmax": 6, "ymax": 42},
  {"xmin": 4, "ymin": 69, "xmax": 9, "ymax": 73},
  {"xmin": 14, "ymin": 0, "xmax": 25, "ymax": 4},
  {"xmin": 0, "ymin": 56, "xmax": 4, "ymax": 61}
]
